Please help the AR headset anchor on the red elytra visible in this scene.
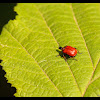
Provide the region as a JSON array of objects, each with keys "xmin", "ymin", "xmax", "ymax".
[{"xmin": 62, "ymin": 46, "xmax": 77, "ymax": 57}]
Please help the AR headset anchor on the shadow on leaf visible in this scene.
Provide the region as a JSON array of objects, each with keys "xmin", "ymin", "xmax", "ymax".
[{"xmin": 0, "ymin": 3, "xmax": 17, "ymax": 97}]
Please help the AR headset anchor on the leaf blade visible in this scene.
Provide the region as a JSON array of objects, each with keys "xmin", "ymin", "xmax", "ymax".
[{"xmin": 0, "ymin": 3, "xmax": 100, "ymax": 97}]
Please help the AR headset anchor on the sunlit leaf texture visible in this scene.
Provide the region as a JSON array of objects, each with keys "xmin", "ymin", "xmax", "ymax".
[{"xmin": 0, "ymin": 3, "xmax": 100, "ymax": 97}]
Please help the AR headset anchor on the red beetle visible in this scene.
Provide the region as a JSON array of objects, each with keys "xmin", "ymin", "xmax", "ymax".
[{"xmin": 59, "ymin": 46, "xmax": 81, "ymax": 61}]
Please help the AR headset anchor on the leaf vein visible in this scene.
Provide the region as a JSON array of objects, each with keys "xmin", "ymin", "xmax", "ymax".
[{"xmin": 4, "ymin": 22, "xmax": 63, "ymax": 97}]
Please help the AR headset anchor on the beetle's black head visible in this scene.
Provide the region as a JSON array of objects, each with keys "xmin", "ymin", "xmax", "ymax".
[{"xmin": 59, "ymin": 47, "xmax": 62, "ymax": 50}]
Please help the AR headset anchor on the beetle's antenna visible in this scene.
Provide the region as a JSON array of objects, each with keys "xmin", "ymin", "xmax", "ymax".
[
  {"xmin": 75, "ymin": 48, "xmax": 82, "ymax": 54},
  {"xmin": 78, "ymin": 52, "xmax": 82, "ymax": 54}
]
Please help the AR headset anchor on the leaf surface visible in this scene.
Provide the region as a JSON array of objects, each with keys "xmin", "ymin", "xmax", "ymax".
[{"xmin": 0, "ymin": 3, "xmax": 100, "ymax": 97}]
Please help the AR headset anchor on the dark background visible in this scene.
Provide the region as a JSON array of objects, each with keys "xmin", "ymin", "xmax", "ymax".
[{"xmin": 0, "ymin": 3, "xmax": 17, "ymax": 97}]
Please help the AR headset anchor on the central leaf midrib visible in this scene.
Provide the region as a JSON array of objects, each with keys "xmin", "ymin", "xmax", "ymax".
[{"xmin": 34, "ymin": 4, "xmax": 82, "ymax": 96}]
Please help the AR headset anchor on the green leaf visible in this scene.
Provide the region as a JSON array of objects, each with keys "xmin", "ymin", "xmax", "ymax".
[{"xmin": 0, "ymin": 3, "xmax": 100, "ymax": 97}]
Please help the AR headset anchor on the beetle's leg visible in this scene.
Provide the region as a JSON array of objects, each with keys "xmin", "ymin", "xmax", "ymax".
[
  {"xmin": 56, "ymin": 51, "xmax": 63, "ymax": 57},
  {"xmin": 63, "ymin": 53, "xmax": 67, "ymax": 61},
  {"xmin": 69, "ymin": 56, "xmax": 78, "ymax": 61},
  {"xmin": 56, "ymin": 55, "xmax": 60, "ymax": 57},
  {"xmin": 73, "ymin": 57, "xmax": 78, "ymax": 61},
  {"xmin": 72, "ymin": 57, "xmax": 78, "ymax": 61},
  {"xmin": 75, "ymin": 48, "xmax": 82, "ymax": 54}
]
